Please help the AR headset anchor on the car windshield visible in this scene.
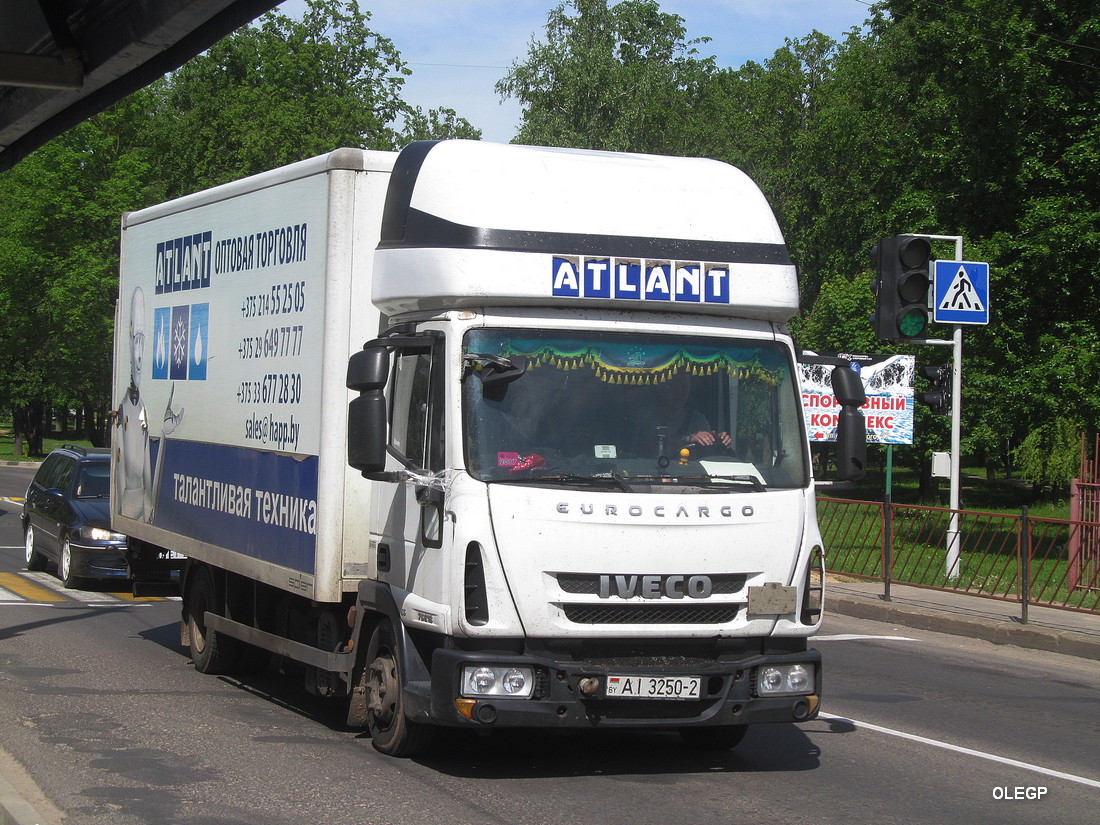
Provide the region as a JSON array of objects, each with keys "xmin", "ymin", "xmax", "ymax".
[
  {"xmin": 462, "ymin": 329, "xmax": 808, "ymax": 491},
  {"xmin": 75, "ymin": 465, "xmax": 111, "ymax": 498}
]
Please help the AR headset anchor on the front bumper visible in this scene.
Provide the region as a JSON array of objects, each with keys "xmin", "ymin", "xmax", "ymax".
[
  {"xmin": 69, "ymin": 541, "xmax": 129, "ymax": 579},
  {"xmin": 418, "ymin": 644, "xmax": 821, "ymax": 730}
]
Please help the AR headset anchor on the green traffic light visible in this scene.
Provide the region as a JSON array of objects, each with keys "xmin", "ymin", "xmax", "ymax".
[{"xmin": 898, "ymin": 307, "xmax": 927, "ymax": 337}]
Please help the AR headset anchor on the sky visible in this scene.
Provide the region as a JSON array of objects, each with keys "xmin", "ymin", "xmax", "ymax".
[{"xmin": 279, "ymin": 1, "xmax": 875, "ymax": 143}]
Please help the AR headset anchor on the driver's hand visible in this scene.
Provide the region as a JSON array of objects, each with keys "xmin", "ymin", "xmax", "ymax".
[{"xmin": 689, "ymin": 430, "xmax": 731, "ymax": 447}]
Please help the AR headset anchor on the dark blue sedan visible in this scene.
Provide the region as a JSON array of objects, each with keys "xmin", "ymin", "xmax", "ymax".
[{"xmin": 22, "ymin": 445, "xmax": 128, "ymax": 587}]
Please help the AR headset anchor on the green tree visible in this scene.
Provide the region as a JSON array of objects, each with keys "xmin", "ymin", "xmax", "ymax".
[
  {"xmin": 0, "ymin": 90, "xmax": 157, "ymax": 452},
  {"xmin": 871, "ymin": 1, "xmax": 1100, "ymax": 470},
  {"xmin": 497, "ymin": 0, "xmax": 714, "ymax": 153},
  {"xmin": 401, "ymin": 106, "xmax": 483, "ymax": 142},
  {"xmin": 148, "ymin": 0, "xmax": 479, "ymax": 197}
]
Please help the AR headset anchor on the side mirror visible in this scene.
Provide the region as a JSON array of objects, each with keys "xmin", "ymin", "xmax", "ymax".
[
  {"xmin": 347, "ymin": 347, "xmax": 389, "ymax": 392},
  {"xmin": 830, "ymin": 363, "xmax": 867, "ymax": 407},
  {"xmin": 831, "ymin": 364, "xmax": 867, "ymax": 482},
  {"xmin": 472, "ymin": 355, "xmax": 528, "ymax": 402},
  {"xmin": 347, "ymin": 347, "xmax": 390, "ymax": 475}
]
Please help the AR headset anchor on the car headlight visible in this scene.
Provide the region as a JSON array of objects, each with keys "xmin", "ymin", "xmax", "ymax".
[
  {"xmin": 80, "ymin": 526, "xmax": 127, "ymax": 543},
  {"xmin": 461, "ymin": 665, "xmax": 535, "ymax": 698},
  {"xmin": 755, "ymin": 663, "xmax": 815, "ymax": 696}
]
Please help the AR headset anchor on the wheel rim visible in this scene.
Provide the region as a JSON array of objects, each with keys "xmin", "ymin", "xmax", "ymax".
[
  {"xmin": 367, "ymin": 651, "xmax": 399, "ymax": 732},
  {"xmin": 24, "ymin": 528, "xmax": 34, "ymax": 565},
  {"xmin": 190, "ymin": 589, "xmax": 209, "ymax": 654},
  {"xmin": 60, "ymin": 540, "xmax": 72, "ymax": 582}
]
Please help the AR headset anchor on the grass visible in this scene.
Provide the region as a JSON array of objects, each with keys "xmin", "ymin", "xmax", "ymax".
[
  {"xmin": 0, "ymin": 423, "xmax": 95, "ymax": 463},
  {"xmin": 835, "ymin": 462, "xmax": 1072, "ymax": 520}
]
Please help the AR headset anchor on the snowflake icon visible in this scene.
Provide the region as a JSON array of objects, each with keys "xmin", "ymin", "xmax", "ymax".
[{"xmin": 172, "ymin": 314, "xmax": 189, "ymax": 369}]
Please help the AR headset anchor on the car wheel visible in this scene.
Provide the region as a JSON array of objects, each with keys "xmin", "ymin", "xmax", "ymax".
[
  {"xmin": 58, "ymin": 539, "xmax": 79, "ymax": 588},
  {"xmin": 363, "ymin": 619, "xmax": 434, "ymax": 757},
  {"xmin": 24, "ymin": 527, "xmax": 47, "ymax": 572}
]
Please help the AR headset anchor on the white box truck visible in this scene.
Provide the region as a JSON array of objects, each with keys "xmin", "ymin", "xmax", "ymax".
[{"xmin": 112, "ymin": 140, "xmax": 865, "ymax": 756}]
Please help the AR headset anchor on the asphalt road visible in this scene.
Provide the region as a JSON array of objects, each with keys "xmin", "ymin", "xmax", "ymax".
[{"xmin": 1, "ymin": 463, "xmax": 1097, "ymax": 825}]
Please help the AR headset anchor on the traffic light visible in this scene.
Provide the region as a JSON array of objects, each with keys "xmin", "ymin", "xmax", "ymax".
[
  {"xmin": 869, "ymin": 235, "xmax": 932, "ymax": 341},
  {"xmin": 918, "ymin": 364, "xmax": 952, "ymax": 415}
]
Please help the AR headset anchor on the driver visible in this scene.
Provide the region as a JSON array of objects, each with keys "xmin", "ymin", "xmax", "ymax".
[{"xmin": 648, "ymin": 372, "xmax": 731, "ymax": 449}]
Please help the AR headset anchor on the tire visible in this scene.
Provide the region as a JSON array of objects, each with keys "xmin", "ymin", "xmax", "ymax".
[
  {"xmin": 679, "ymin": 725, "xmax": 749, "ymax": 751},
  {"xmin": 363, "ymin": 620, "xmax": 434, "ymax": 757},
  {"xmin": 187, "ymin": 566, "xmax": 241, "ymax": 674},
  {"xmin": 58, "ymin": 539, "xmax": 79, "ymax": 588},
  {"xmin": 24, "ymin": 526, "xmax": 47, "ymax": 572}
]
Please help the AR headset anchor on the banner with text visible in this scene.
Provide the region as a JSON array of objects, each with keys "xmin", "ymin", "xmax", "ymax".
[{"xmin": 800, "ymin": 354, "xmax": 914, "ymax": 445}]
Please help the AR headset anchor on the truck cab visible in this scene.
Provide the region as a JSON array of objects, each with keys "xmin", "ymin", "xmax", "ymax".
[{"xmin": 345, "ymin": 141, "xmax": 852, "ymax": 754}]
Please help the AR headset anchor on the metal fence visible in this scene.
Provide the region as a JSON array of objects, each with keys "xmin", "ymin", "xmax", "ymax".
[{"xmin": 817, "ymin": 496, "xmax": 1100, "ymax": 620}]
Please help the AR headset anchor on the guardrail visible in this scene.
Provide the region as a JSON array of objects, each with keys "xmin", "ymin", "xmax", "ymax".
[{"xmin": 817, "ymin": 497, "xmax": 1100, "ymax": 620}]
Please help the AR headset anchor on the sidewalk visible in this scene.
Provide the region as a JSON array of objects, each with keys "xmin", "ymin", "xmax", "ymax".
[{"xmin": 826, "ymin": 578, "xmax": 1100, "ymax": 661}]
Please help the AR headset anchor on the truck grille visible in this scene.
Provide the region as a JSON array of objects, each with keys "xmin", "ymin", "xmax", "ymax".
[
  {"xmin": 561, "ymin": 603, "xmax": 739, "ymax": 624},
  {"xmin": 556, "ymin": 573, "xmax": 747, "ymax": 595}
]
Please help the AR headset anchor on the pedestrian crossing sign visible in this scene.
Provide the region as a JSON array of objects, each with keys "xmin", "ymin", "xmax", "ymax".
[{"xmin": 932, "ymin": 260, "xmax": 990, "ymax": 325}]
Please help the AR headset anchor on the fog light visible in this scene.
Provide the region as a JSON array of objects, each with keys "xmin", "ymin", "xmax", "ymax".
[{"xmin": 756, "ymin": 663, "xmax": 815, "ymax": 697}]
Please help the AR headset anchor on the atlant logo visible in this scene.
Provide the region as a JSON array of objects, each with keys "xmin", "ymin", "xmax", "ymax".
[{"xmin": 153, "ymin": 303, "xmax": 208, "ymax": 381}]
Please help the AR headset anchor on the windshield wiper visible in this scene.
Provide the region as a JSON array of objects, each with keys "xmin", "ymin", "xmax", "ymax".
[
  {"xmin": 667, "ymin": 474, "xmax": 767, "ymax": 491},
  {"xmin": 497, "ymin": 472, "xmax": 632, "ymax": 492}
]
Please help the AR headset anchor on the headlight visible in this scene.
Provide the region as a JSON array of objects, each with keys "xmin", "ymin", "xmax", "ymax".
[
  {"xmin": 80, "ymin": 526, "xmax": 127, "ymax": 543},
  {"xmin": 461, "ymin": 665, "xmax": 535, "ymax": 698},
  {"xmin": 755, "ymin": 663, "xmax": 815, "ymax": 696}
]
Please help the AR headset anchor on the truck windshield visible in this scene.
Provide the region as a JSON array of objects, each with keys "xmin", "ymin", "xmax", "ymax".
[{"xmin": 462, "ymin": 329, "xmax": 808, "ymax": 490}]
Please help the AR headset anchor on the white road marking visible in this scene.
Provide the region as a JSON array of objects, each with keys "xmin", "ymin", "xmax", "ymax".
[
  {"xmin": 22, "ymin": 570, "xmax": 107, "ymax": 602},
  {"xmin": 820, "ymin": 712, "xmax": 1100, "ymax": 789},
  {"xmin": 5, "ymin": 571, "xmax": 173, "ymax": 605}
]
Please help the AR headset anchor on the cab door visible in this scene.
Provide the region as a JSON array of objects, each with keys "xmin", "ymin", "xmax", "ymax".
[{"xmin": 370, "ymin": 334, "xmax": 446, "ymax": 598}]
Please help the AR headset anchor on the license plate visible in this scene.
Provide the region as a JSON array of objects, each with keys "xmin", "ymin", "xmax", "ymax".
[{"xmin": 605, "ymin": 675, "xmax": 701, "ymax": 699}]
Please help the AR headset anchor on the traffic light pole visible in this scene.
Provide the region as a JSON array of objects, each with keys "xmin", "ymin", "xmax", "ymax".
[{"xmin": 911, "ymin": 235, "xmax": 964, "ymax": 580}]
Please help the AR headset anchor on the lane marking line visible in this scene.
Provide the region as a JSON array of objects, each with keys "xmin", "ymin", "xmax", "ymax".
[
  {"xmin": 21, "ymin": 571, "xmax": 107, "ymax": 602},
  {"xmin": 820, "ymin": 712, "xmax": 1100, "ymax": 789},
  {"xmin": 0, "ymin": 572, "xmax": 66, "ymax": 602},
  {"xmin": 6, "ymin": 572, "xmax": 167, "ymax": 604}
]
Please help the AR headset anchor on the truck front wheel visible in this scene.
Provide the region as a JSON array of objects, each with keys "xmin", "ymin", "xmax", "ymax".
[{"xmin": 364, "ymin": 620, "xmax": 433, "ymax": 757}]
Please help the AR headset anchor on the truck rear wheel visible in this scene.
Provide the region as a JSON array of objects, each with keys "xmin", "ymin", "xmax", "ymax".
[
  {"xmin": 679, "ymin": 725, "xmax": 748, "ymax": 750},
  {"xmin": 187, "ymin": 566, "xmax": 240, "ymax": 674},
  {"xmin": 364, "ymin": 620, "xmax": 433, "ymax": 757}
]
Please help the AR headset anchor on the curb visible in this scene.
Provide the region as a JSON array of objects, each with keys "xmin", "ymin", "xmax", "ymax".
[
  {"xmin": 827, "ymin": 592, "xmax": 1100, "ymax": 661},
  {"xmin": 0, "ymin": 773, "xmax": 44, "ymax": 825}
]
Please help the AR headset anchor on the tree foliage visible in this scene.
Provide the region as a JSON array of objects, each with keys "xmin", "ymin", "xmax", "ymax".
[
  {"xmin": 147, "ymin": 0, "xmax": 479, "ymax": 197},
  {"xmin": 496, "ymin": 0, "xmax": 714, "ymax": 153}
]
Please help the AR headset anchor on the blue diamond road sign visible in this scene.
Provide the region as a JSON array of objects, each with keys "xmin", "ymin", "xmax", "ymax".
[{"xmin": 933, "ymin": 260, "xmax": 990, "ymax": 325}]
